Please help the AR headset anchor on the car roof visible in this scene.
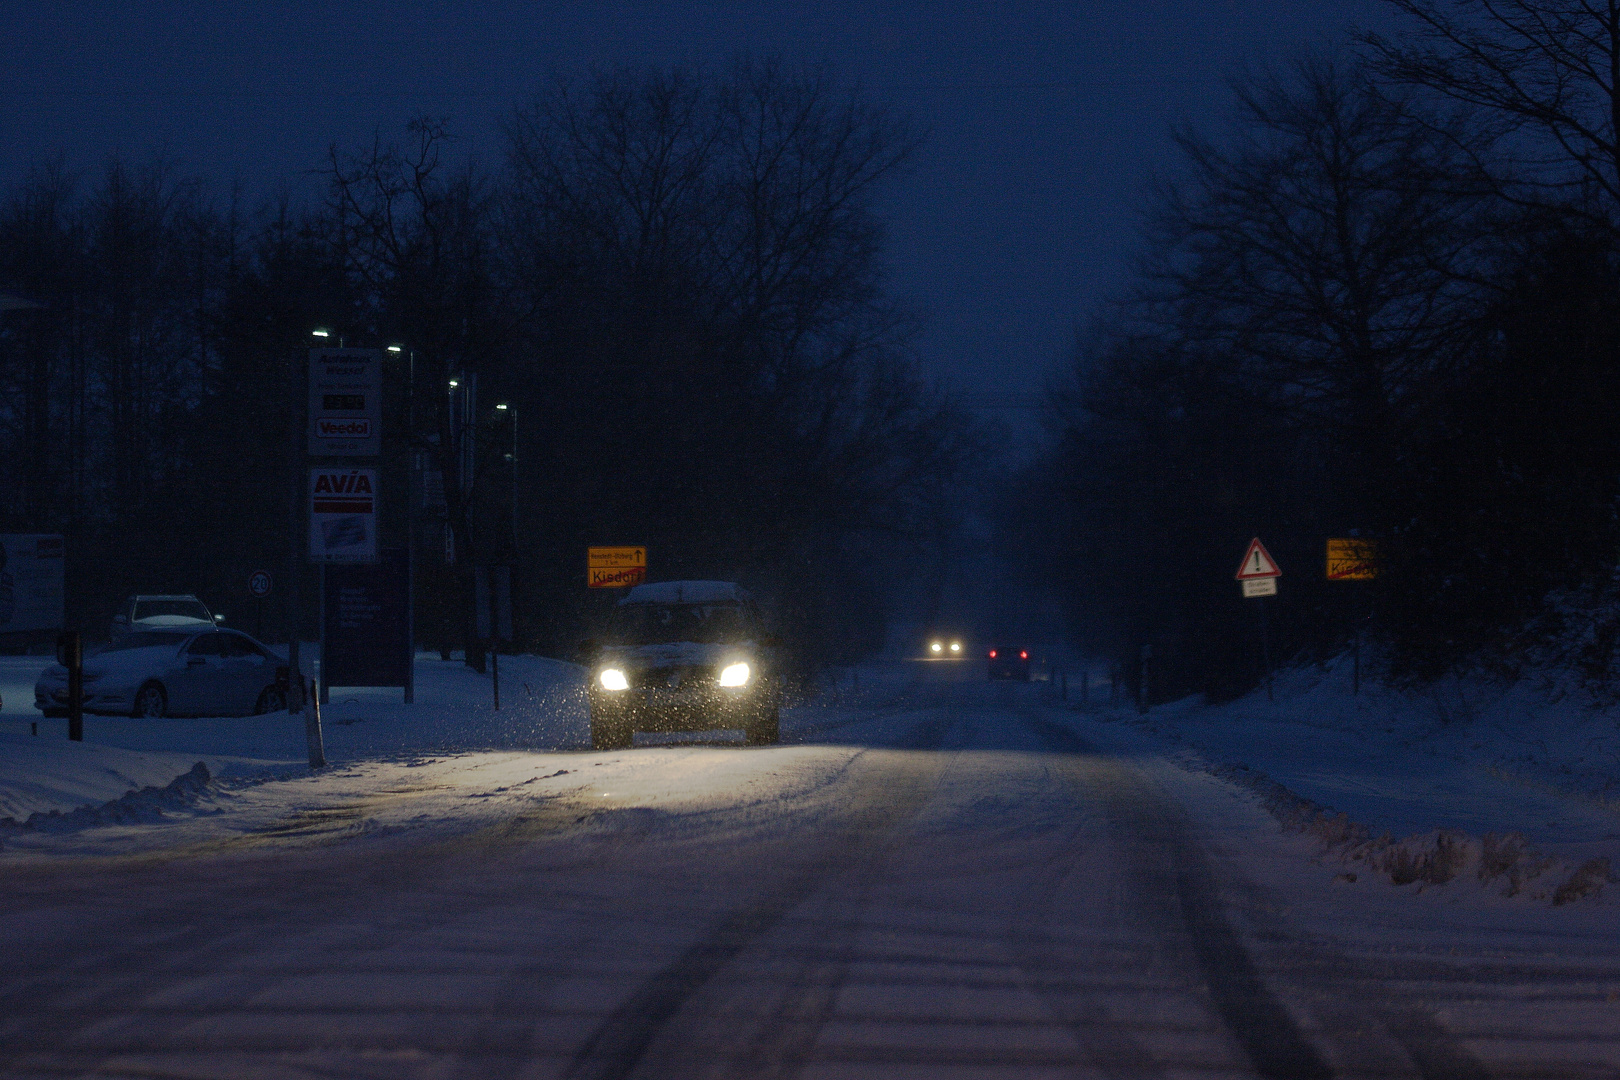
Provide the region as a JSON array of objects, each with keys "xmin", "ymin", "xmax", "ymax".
[
  {"xmin": 130, "ymin": 594, "xmax": 206, "ymax": 601},
  {"xmin": 621, "ymin": 580, "xmax": 752, "ymax": 605}
]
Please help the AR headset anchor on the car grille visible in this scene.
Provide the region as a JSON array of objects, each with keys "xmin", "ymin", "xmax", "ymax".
[{"xmin": 633, "ymin": 665, "xmax": 713, "ymax": 691}]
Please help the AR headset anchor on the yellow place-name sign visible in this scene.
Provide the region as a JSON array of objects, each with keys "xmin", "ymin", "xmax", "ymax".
[
  {"xmin": 588, "ymin": 546, "xmax": 647, "ymax": 587},
  {"xmin": 589, "ymin": 566, "xmax": 646, "ymax": 588},
  {"xmin": 1326, "ymin": 538, "xmax": 1378, "ymax": 581},
  {"xmin": 588, "ymin": 546, "xmax": 646, "ymax": 568}
]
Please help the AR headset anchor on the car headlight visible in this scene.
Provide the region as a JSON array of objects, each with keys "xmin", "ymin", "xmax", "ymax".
[
  {"xmin": 598, "ymin": 668, "xmax": 629, "ymax": 691},
  {"xmin": 718, "ymin": 662, "xmax": 751, "ymax": 687},
  {"xmin": 930, "ymin": 641, "xmax": 943, "ymax": 653},
  {"xmin": 949, "ymin": 641, "xmax": 961, "ymax": 653}
]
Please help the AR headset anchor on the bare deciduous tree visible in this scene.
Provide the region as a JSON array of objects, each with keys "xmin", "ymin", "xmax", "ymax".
[{"xmin": 1364, "ymin": 0, "xmax": 1620, "ymax": 222}]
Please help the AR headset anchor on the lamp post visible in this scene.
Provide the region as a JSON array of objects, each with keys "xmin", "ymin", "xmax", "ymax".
[
  {"xmin": 496, "ymin": 402, "xmax": 517, "ymax": 550},
  {"xmin": 389, "ymin": 344, "xmax": 415, "ymax": 704}
]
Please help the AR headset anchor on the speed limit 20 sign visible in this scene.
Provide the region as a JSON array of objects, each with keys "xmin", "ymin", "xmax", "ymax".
[{"xmin": 248, "ymin": 570, "xmax": 273, "ymax": 598}]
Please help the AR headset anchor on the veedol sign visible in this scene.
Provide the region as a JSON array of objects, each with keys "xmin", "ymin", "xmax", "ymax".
[
  {"xmin": 309, "ymin": 469, "xmax": 378, "ymax": 563},
  {"xmin": 309, "ymin": 349, "xmax": 382, "ymax": 456}
]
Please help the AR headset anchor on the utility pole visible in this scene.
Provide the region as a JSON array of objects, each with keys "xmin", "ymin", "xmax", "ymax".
[{"xmin": 286, "ymin": 352, "xmax": 304, "ymax": 715}]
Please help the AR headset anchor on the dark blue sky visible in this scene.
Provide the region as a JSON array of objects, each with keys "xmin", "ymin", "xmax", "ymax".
[{"xmin": 1, "ymin": 2, "xmax": 1396, "ymax": 417}]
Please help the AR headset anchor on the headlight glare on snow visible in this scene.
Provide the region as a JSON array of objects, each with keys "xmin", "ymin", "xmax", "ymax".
[
  {"xmin": 718, "ymin": 662, "xmax": 751, "ymax": 687},
  {"xmin": 598, "ymin": 667, "xmax": 629, "ymax": 691}
]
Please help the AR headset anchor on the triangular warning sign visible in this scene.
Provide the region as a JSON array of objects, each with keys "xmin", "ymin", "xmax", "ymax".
[{"xmin": 1235, "ymin": 537, "xmax": 1281, "ymax": 579}]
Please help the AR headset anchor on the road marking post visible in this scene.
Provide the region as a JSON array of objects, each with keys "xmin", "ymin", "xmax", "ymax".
[{"xmin": 305, "ymin": 677, "xmax": 326, "ymax": 769}]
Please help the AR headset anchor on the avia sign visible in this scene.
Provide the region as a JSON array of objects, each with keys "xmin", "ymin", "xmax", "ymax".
[{"xmin": 309, "ymin": 468, "xmax": 378, "ymax": 563}]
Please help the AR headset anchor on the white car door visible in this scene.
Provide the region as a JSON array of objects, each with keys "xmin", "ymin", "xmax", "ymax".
[
  {"xmin": 219, "ymin": 633, "xmax": 273, "ymax": 713},
  {"xmin": 169, "ymin": 633, "xmax": 231, "ymax": 715}
]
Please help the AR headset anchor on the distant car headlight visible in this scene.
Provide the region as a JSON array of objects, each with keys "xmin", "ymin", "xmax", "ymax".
[
  {"xmin": 949, "ymin": 641, "xmax": 961, "ymax": 653},
  {"xmin": 718, "ymin": 662, "xmax": 751, "ymax": 687},
  {"xmin": 930, "ymin": 641, "xmax": 943, "ymax": 653},
  {"xmin": 598, "ymin": 668, "xmax": 629, "ymax": 691}
]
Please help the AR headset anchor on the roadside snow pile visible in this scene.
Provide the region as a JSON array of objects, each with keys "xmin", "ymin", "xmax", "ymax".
[
  {"xmin": 3, "ymin": 761, "xmax": 216, "ymax": 836},
  {"xmin": 1205, "ymin": 758, "xmax": 1613, "ymax": 904},
  {"xmin": 0, "ymin": 730, "xmax": 286, "ymax": 823}
]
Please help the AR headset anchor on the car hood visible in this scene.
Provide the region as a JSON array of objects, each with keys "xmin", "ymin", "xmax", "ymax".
[
  {"xmin": 39, "ymin": 645, "xmax": 183, "ymax": 683},
  {"xmin": 601, "ymin": 641, "xmax": 756, "ymax": 669}
]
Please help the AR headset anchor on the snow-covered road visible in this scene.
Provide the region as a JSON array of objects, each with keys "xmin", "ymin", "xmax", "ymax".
[{"xmin": 3, "ymin": 663, "xmax": 1617, "ymax": 1078}]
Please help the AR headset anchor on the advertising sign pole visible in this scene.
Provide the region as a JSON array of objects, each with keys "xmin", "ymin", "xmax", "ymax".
[{"xmin": 287, "ymin": 359, "xmax": 305, "ymax": 716}]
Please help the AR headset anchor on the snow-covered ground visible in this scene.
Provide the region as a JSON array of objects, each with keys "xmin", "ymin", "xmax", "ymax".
[
  {"xmin": 0, "ymin": 652, "xmax": 590, "ymax": 823},
  {"xmin": 1, "ymin": 657, "xmax": 1617, "ymax": 1076},
  {"xmin": 1111, "ymin": 652, "xmax": 1620, "ymax": 880}
]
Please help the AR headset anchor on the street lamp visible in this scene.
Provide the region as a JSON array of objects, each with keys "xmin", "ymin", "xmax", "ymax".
[{"xmin": 496, "ymin": 403, "xmax": 517, "ymax": 549}]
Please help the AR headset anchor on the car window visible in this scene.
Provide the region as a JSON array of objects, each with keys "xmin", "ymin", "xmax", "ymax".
[
  {"xmin": 186, "ymin": 634, "xmax": 225, "ymax": 656},
  {"xmin": 609, "ymin": 602, "xmax": 755, "ymax": 644},
  {"xmin": 221, "ymin": 634, "xmax": 266, "ymax": 659},
  {"xmin": 134, "ymin": 599, "xmax": 212, "ymax": 621}
]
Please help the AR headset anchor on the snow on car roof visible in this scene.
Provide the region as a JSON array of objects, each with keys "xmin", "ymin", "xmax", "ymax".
[{"xmin": 621, "ymin": 580, "xmax": 752, "ymax": 605}]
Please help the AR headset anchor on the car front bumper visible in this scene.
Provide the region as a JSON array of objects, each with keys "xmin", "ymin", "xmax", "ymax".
[{"xmin": 589, "ymin": 685, "xmax": 770, "ymax": 732}]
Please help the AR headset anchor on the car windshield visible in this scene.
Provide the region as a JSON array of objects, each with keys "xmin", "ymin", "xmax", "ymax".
[
  {"xmin": 133, "ymin": 599, "xmax": 211, "ymax": 621},
  {"xmin": 88, "ymin": 631, "xmax": 191, "ymax": 655},
  {"xmin": 609, "ymin": 603, "xmax": 752, "ymax": 645}
]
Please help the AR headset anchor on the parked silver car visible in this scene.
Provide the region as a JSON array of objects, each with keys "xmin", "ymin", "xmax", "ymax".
[
  {"xmin": 35, "ymin": 628, "xmax": 287, "ymax": 718},
  {"xmin": 110, "ymin": 594, "xmax": 223, "ymax": 638}
]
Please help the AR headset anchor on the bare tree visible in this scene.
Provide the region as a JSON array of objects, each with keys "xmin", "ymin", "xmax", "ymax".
[
  {"xmin": 1364, "ymin": 0, "xmax": 1620, "ymax": 223},
  {"xmin": 1141, "ymin": 52, "xmax": 1493, "ymax": 524}
]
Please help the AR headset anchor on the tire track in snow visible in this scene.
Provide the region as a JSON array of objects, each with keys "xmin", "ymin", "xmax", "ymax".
[
  {"xmin": 1023, "ymin": 711, "xmax": 1335, "ymax": 1078},
  {"xmin": 555, "ymin": 714, "xmax": 952, "ymax": 1080},
  {"xmin": 1030, "ymin": 709, "xmax": 1503, "ymax": 1079}
]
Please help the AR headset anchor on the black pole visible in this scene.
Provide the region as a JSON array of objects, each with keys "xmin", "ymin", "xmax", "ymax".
[
  {"xmin": 1259, "ymin": 599, "xmax": 1274, "ymax": 702},
  {"xmin": 61, "ymin": 630, "xmax": 83, "ymax": 741},
  {"xmin": 288, "ymin": 354, "xmax": 305, "ymax": 715}
]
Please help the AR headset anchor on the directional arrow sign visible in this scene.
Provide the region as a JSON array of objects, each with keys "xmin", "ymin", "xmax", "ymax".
[{"xmin": 1235, "ymin": 537, "xmax": 1281, "ymax": 580}]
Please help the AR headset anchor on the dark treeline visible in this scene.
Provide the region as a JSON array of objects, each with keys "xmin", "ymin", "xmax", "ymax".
[
  {"xmin": 1020, "ymin": 1, "xmax": 1620, "ymax": 700},
  {"xmin": 0, "ymin": 62, "xmax": 976, "ymax": 670}
]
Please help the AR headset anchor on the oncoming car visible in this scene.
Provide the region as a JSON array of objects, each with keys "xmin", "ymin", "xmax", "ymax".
[
  {"xmin": 927, "ymin": 636, "xmax": 964, "ymax": 658},
  {"xmin": 587, "ymin": 580, "xmax": 781, "ymax": 750},
  {"xmin": 35, "ymin": 628, "xmax": 288, "ymax": 718}
]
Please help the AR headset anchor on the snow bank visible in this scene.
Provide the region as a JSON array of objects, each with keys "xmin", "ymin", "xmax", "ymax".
[
  {"xmin": 0, "ymin": 652, "xmax": 590, "ymax": 823},
  {"xmin": 1102, "ymin": 647, "xmax": 1620, "ymax": 904},
  {"xmin": 0, "ymin": 733, "xmax": 265, "ymax": 824}
]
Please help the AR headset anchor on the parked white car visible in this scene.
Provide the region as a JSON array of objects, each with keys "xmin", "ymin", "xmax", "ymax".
[{"xmin": 35, "ymin": 628, "xmax": 287, "ymax": 718}]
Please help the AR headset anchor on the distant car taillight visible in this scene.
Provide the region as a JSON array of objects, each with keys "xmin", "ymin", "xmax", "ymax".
[
  {"xmin": 1019, "ymin": 650, "xmax": 1028, "ymax": 660},
  {"xmin": 988, "ymin": 650, "xmax": 997, "ymax": 658}
]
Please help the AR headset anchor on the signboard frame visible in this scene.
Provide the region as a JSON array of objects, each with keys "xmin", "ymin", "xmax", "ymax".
[
  {"xmin": 308, "ymin": 348, "xmax": 383, "ymax": 457},
  {"xmin": 588, "ymin": 546, "xmax": 647, "ymax": 589},
  {"xmin": 321, "ymin": 548, "xmax": 411, "ymax": 691},
  {"xmin": 0, "ymin": 534, "xmax": 65, "ymax": 639},
  {"xmin": 1326, "ymin": 538, "xmax": 1379, "ymax": 581},
  {"xmin": 309, "ymin": 467, "xmax": 379, "ymax": 564}
]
